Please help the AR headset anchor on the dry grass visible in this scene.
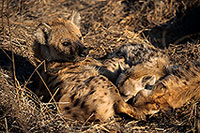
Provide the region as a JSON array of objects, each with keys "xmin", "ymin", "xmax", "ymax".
[{"xmin": 1, "ymin": 0, "xmax": 200, "ymax": 132}]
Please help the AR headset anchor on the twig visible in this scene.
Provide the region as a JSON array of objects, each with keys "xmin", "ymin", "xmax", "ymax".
[
  {"xmin": 35, "ymin": 68, "xmax": 61, "ymax": 114},
  {"xmin": 22, "ymin": 60, "xmax": 45, "ymax": 90},
  {"xmin": 5, "ymin": 118, "xmax": 9, "ymax": 133}
]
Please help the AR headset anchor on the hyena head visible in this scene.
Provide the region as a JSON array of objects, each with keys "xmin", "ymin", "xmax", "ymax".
[
  {"xmin": 116, "ymin": 67, "xmax": 156, "ymax": 102},
  {"xmin": 34, "ymin": 11, "xmax": 89, "ymax": 62},
  {"xmin": 116, "ymin": 55, "xmax": 169, "ymax": 102}
]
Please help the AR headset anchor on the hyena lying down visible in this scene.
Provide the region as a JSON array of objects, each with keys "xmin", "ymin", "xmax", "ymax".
[
  {"xmin": 33, "ymin": 12, "xmax": 138, "ymax": 122},
  {"xmin": 132, "ymin": 62, "xmax": 200, "ymax": 120},
  {"xmin": 116, "ymin": 54, "xmax": 170, "ymax": 102},
  {"xmin": 117, "ymin": 56, "xmax": 200, "ymax": 120}
]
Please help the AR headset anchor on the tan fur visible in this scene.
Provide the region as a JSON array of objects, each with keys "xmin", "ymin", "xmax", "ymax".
[
  {"xmin": 116, "ymin": 54, "xmax": 169, "ymax": 102},
  {"xmin": 33, "ymin": 13, "xmax": 137, "ymax": 122},
  {"xmin": 99, "ymin": 57, "xmax": 130, "ymax": 83},
  {"xmin": 132, "ymin": 63, "xmax": 200, "ymax": 120},
  {"xmin": 34, "ymin": 12, "xmax": 88, "ymax": 62},
  {"xmin": 39, "ymin": 57, "xmax": 138, "ymax": 122}
]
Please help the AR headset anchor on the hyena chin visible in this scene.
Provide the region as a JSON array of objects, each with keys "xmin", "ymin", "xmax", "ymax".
[{"xmin": 34, "ymin": 11, "xmax": 89, "ymax": 63}]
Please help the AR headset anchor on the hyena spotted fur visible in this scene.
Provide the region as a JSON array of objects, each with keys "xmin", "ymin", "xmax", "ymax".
[
  {"xmin": 98, "ymin": 57, "xmax": 130, "ymax": 83},
  {"xmin": 108, "ymin": 43, "xmax": 164, "ymax": 67},
  {"xmin": 104, "ymin": 42, "xmax": 169, "ymax": 102},
  {"xmin": 33, "ymin": 12, "xmax": 138, "ymax": 122},
  {"xmin": 130, "ymin": 62, "xmax": 200, "ymax": 120},
  {"xmin": 116, "ymin": 53, "xmax": 170, "ymax": 102}
]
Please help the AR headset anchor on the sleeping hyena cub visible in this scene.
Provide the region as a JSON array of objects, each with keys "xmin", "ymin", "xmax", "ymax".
[
  {"xmin": 116, "ymin": 54, "xmax": 170, "ymax": 102},
  {"xmin": 105, "ymin": 42, "xmax": 169, "ymax": 102},
  {"xmin": 33, "ymin": 12, "xmax": 138, "ymax": 122}
]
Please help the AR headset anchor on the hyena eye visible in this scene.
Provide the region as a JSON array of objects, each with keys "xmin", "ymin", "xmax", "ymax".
[
  {"xmin": 142, "ymin": 76, "xmax": 152, "ymax": 83},
  {"xmin": 62, "ymin": 41, "xmax": 72, "ymax": 46}
]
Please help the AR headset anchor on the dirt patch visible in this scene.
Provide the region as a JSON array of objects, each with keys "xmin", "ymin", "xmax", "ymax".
[{"xmin": 1, "ymin": 0, "xmax": 200, "ymax": 132}]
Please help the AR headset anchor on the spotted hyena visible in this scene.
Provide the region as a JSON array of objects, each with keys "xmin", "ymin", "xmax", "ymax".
[
  {"xmin": 33, "ymin": 12, "xmax": 137, "ymax": 122},
  {"xmin": 116, "ymin": 54, "xmax": 170, "ymax": 102},
  {"xmin": 130, "ymin": 62, "xmax": 200, "ymax": 120},
  {"xmin": 34, "ymin": 11, "xmax": 88, "ymax": 62},
  {"xmin": 108, "ymin": 43, "xmax": 163, "ymax": 67}
]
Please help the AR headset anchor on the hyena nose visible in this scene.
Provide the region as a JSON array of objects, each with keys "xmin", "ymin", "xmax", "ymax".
[
  {"xmin": 79, "ymin": 47, "xmax": 89, "ymax": 57},
  {"xmin": 75, "ymin": 41, "xmax": 89, "ymax": 57}
]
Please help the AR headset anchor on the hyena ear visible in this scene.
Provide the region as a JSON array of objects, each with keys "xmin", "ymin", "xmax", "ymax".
[
  {"xmin": 119, "ymin": 62, "xmax": 125, "ymax": 72},
  {"xmin": 142, "ymin": 75, "xmax": 156, "ymax": 86},
  {"xmin": 119, "ymin": 62, "xmax": 130, "ymax": 73},
  {"xmin": 35, "ymin": 23, "xmax": 51, "ymax": 45},
  {"xmin": 69, "ymin": 11, "xmax": 81, "ymax": 29}
]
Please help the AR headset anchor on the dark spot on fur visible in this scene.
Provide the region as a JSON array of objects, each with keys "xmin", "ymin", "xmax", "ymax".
[
  {"xmin": 100, "ymin": 76, "xmax": 106, "ymax": 81},
  {"xmin": 74, "ymin": 98, "xmax": 80, "ymax": 106},
  {"xmin": 183, "ymin": 81, "xmax": 187, "ymax": 85},
  {"xmin": 85, "ymin": 59, "xmax": 90, "ymax": 62},
  {"xmin": 70, "ymin": 93, "xmax": 76, "ymax": 101},
  {"xmin": 102, "ymin": 86, "xmax": 105, "ymax": 88},
  {"xmin": 77, "ymin": 85, "xmax": 82, "ymax": 88},
  {"xmin": 64, "ymin": 106, "xmax": 70, "ymax": 110},
  {"xmin": 93, "ymin": 99, "xmax": 97, "ymax": 102},
  {"xmin": 90, "ymin": 85, "xmax": 94, "ymax": 90},
  {"xmin": 85, "ymin": 76, "xmax": 95, "ymax": 85},
  {"xmin": 67, "ymin": 110, "xmax": 71, "ymax": 114},
  {"xmin": 104, "ymin": 109, "xmax": 108, "ymax": 113},
  {"xmin": 76, "ymin": 79, "xmax": 81, "ymax": 82},
  {"xmin": 88, "ymin": 90, "xmax": 96, "ymax": 96},
  {"xmin": 72, "ymin": 113, "xmax": 78, "ymax": 118},
  {"xmin": 80, "ymin": 101, "xmax": 85, "ymax": 108},
  {"xmin": 104, "ymin": 92, "xmax": 108, "ymax": 95}
]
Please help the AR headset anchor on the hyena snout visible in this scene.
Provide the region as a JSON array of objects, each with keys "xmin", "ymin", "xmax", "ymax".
[{"xmin": 75, "ymin": 41, "xmax": 89, "ymax": 57}]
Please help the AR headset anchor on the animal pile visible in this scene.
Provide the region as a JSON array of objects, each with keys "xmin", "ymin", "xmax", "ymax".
[{"xmin": 33, "ymin": 12, "xmax": 200, "ymax": 122}]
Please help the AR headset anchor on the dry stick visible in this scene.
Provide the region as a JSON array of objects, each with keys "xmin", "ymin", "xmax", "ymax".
[
  {"xmin": 0, "ymin": 48, "xmax": 12, "ymax": 61},
  {"xmin": 48, "ymin": 87, "xmax": 60, "ymax": 103},
  {"xmin": 174, "ymin": 32, "xmax": 200, "ymax": 45},
  {"xmin": 4, "ymin": 118, "xmax": 8, "ymax": 133},
  {"xmin": 81, "ymin": 113, "xmax": 95, "ymax": 131},
  {"xmin": 22, "ymin": 60, "xmax": 45, "ymax": 90},
  {"xmin": 36, "ymin": 69, "xmax": 67, "ymax": 122},
  {"xmin": 35, "ymin": 68, "xmax": 62, "ymax": 114},
  {"xmin": 5, "ymin": 0, "xmax": 20, "ymax": 102},
  {"xmin": 1, "ymin": 0, "xmax": 4, "ymax": 29}
]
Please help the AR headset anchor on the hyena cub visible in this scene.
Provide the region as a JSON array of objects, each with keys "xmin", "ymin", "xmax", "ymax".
[
  {"xmin": 105, "ymin": 42, "xmax": 168, "ymax": 102},
  {"xmin": 33, "ymin": 12, "xmax": 137, "ymax": 122},
  {"xmin": 116, "ymin": 54, "xmax": 170, "ymax": 102},
  {"xmin": 131, "ymin": 62, "xmax": 200, "ymax": 120}
]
